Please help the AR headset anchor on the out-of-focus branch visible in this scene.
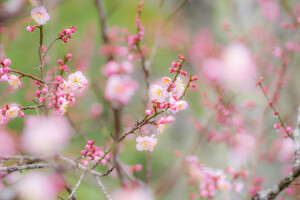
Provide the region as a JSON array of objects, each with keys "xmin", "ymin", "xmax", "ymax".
[
  {"xmin": 0, "ymin": 163, "xmax": 52, "ymax": 173},
  {"xmin": 94, "ymin": 0, "xmax": 110, "ymax": 45},
  {"xmin": 94, "ymin": 175, "xmax": 113, "ymax": 200},
  {"xmin": 252, "ymin": 108, "xmax": 300, "ymax": 200},
  {"xmin": 112, "ymin": 106, "xmax": 125, "ymax": 185},
  {"xmin": 164, "ymin": 0, "xmax": 189, "ymax": 24},
  {"xmin": 280, "ymin": 0, "xmax": 297, "ymax": 25}
]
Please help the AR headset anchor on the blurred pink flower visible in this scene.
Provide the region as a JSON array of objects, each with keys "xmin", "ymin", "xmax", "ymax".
[
  {"xmin": 17, "ymin": 172, "xmax": 57, "ymax": 200},
  {"xmin": 89, "ymin": 103, "xmax": 103, "ymax": 118},
  {"xmin": 230, "ymin": 133, "xmax": 256, "ymax": 166},
  {"xmin": 112, "ymin": 185, "xmax": 154, "ymax": 200},
  {"xmin": 259, "ymin": 1, "xmax": 280, "ymax": 21},
  {"xmin": 0, "ymin": 130, "xmax": 15, "ymax": 156},
  {"xmin": 201, "ymin": 58, "xmax": 224, "ymax": 82},
  {"xmin": 21, "ymin": 116, "xmax": 71, "ymax": 156},
  {"xmin": 220, "ymin": 42, "xmax": 257, "ymax": 90},
  {"xmin": 105, "ymin": 75, "xmax": 138, "ymax": 105},
  {"xmin": 278, "ymin": 139, "xmax": 294, "ymax": 162}
]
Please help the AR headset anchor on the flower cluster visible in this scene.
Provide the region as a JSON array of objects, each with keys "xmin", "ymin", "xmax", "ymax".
[
  {"xmin": 47, "ymin": 71, "xmax": 88, "ymax": 115},
  {"xmin": 0, "ymin": 58, "xmax": 21, "ymax": 88},
  {"xmin": 0, "ymin": 104, "xmax": 24, "ymax": 125},
  {"xmin": 137, "ymin": 55, "xmax": 197, "ymax": 151},
  {"xmin": 184, "ymin": 155, "xmax": 247, "ymax": 199},
  {"xmin": 80, "ymin": 140, "xmax": 111, "ymax": 167},
  {"xmin": 59, "ymin": 26, "xmax": 77, "ymax": 43}
]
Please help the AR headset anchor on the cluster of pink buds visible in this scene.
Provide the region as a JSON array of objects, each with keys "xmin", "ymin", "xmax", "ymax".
[
  {"xmin": 128, "ymin": 1, "xmax": 145, "ymax": 50},
  {"xmin": 0, "ymin": 58, "xmax": 11, "ymax": 82},
  {"xmin": 184, "ymin": 155, "xmax": 247, "ymax": 199},
  {"xmin": 281, "ymin": 22, "xmax": 296, "ymax": 30},
  {"xmin": 59, "ymin": 26, "xmax": 77, "ymax": 43},
  {"xmin": 137, "ymin": 55, "xmax": 197, "ymax": 151},
  {"xmin": 0, "ymin": 58, "xmax": 21, "ymax": 88},
  {"xmin": 57, "ymin": 54, "xmax": 72, "ymax": 73},
  {"xmin": 0, "ymin": 104, "xmax": 24, "ymax": 125},
  {"xmin": 80, "ymin": 140, "xmax": 111, "ymax": 167}
]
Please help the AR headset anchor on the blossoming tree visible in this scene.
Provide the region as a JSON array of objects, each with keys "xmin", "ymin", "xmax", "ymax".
[{"xmin": 1, "ymin": 0, "xmax": 300, "ymax": 200}]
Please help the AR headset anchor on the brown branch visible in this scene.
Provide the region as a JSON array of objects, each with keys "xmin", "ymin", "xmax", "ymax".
[
  {"xmin": 252, "ymin": 108, "xmax": 300, "ymax": 199},
  {"xmin": 10, "ymin": 69, "xmax": 44, "ymax": 83},
  {"xmin": 94, "ymin": 0, "xmax": 110, "ymax": 45},
  {"xmin": 258, "ymin": 82, "xmax": 293, "ymax": 139}
]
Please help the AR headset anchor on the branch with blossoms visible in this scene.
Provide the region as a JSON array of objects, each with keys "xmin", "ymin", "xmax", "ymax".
[{"xmin": 252, "ymin": 108, "xmax": 300, "ymax": 200}]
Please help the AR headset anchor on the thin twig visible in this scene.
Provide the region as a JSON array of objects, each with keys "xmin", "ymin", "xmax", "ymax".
[
  {"xmin": 94, "ymin": 175, "xmax": 113, "ymax": 200},
  {"xmin": 10, "ymin": 69, "xmax": 44, "ymax": 83},
  {"xmin": 66, "ymin": 170, "xmax": 87, "ymax": 200}
]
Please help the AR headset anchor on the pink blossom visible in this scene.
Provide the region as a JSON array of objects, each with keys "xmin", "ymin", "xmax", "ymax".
[
  {"xmin": 157, "ymin": 124, "xmax": 166, "ymax": 135},
  {"xmin": 162, "ymin": 77, "xmax": 172, "ymax": 86},
  {"xmin": 145, "ymin": 109, "xmax": 154, "ymax": 116},
  {"xmin": 29, "ymin": 0, "xmax": 39, "ymax": 7},
  {"xmin": 67, "ymin": 71, "xmax": 88, "ymax": 93},
  {"xmin": 105, "ymin": 75, "xmax": 138, "ymax": 105},
  {"xmin": 272, "ymin": 46, "xmax": 283, "ymax": 58},
  {"xmin": 6, "ymin": 106, "xmax": 20, "ymax": 119},
  {"xmin": 21, "ymin": 116, "xmax": 71, "ymax": 156},
  {"xmin": 120, "ymin": 60, "xmax": 134, "ymax": 74},
  {"xmin": 136, "ymin": 135, "xmax": 157, "ymax": 152},
  {"xmin": 150, "ymin": 84, "xmax": 168, "ymax": 103},
  {"xmin": 101, "ymin": 60, "xmax": 121, "ymax": 77},
  {"xmin": 8, "ymin": 75, "xmax": 21, "ymax": 88},
  {"xmin": 31, "ymin": 6, "xmax": 50, "ymax": 25},
  {"xmin": 233, "ymin": 182, "xmax": 244, "ymax": 194},
  {"xmin": 170, "ymin": 100, "xmax": 188, "ymax": 114},
  {"xmin": 166, "ymin": 116, "xmax": 175, "ymax": 123}
]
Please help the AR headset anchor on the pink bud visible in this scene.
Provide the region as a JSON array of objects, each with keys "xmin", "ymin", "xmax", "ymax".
[
  {"xmin": 42, "ymin": 88, "xmax": 48, "ymax": 94},
  {"xmin": 190, "ymin": 75, "xmax": 198, "ymax": 81},
  {"xmin": 81, "ymin": 150, "xmax": 87, "ymax": 155},
  {"xmin": 39, "ymin": 97, "xmax": 44, "ymax": 103},
  {"xmin": 274, "ymin": 123, "xmax": 281, "ymax": 130},
  {"xmin": 180, "ymin": 70, "xmax": 187, "ymax": 76},
  {"xmin": 189, "ymin": 83, "xmax": 196, "ymax": 88},
  {"xmin": 85, "ymin": 145, "xmax": 91, "ymax": 150},
  {"xmin": 172, "ymin": 61, "xmax": 177, "ymax": 67},
  {"xmin": 3, "ymin": 59, "xmax": 11, "ymax": 67},
  {"xmin": 57, "ymin": 59, "xmax": 63, "ymax": 65},
  {"xmin": 65, "ymin": 53, "xmax": 72, "ymax": 60},
  {"xmin": 19, "ymin": 111, "xmax": 25, "ymax": 118},
  {"xmin": 178, "ymin": 54, "xmax": 185, "ymax": 61},
  {"xmin": 87, "ymin": 140, "xmax": 94, "ymax": 145},
  {"xmin": 286, "ymin": 126, "xmax": 292, "ymax": 133},
  {"xmin": 145, "ymin": 109, "xmax": 154, "ymax": 116},
  {"xmin": 35, "ymin": 90, "xmax": 41, "ymax": 97},
  {"xmin": 169, "ymin": 67, "xmax": 176, "ymax": 73}
]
